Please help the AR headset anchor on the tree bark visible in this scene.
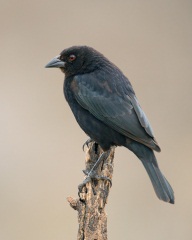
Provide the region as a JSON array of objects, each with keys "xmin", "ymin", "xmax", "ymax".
[{"xmin": 67, "ymin": 142, "xmax": 115, "ymax": 240}]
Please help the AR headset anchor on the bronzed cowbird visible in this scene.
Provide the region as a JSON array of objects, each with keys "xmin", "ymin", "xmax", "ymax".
[{"xmin": 45, "ymin": 46, "xmax": 174, "ymax": 204}]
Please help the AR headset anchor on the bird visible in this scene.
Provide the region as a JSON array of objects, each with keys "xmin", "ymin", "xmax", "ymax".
[{"xmin": 45, "ymin": 45, "xmax": 174, "ymax": 204}]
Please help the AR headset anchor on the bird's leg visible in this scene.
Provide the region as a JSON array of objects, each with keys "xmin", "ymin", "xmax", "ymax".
[
  {"xmin": 78, "ymin": 150, "xmax": 112, "ymax": 195},
  {"xmin": 87, "ymin": 151, "xmax": 109, "ymax": 177},
  {"xmin": 82, "ymin": 138, "xmax": 94, "ymax": 151}
]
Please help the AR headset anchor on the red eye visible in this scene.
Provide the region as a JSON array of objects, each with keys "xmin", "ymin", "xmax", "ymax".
[{"xmin": 68, "ymin": 54, "xmax": 76, "ymax": 62}]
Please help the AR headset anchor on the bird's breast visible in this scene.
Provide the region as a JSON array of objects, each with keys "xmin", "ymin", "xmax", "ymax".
[{"xmin": 63, "ymin": 77, "xmax": 83, "ymax": 119}]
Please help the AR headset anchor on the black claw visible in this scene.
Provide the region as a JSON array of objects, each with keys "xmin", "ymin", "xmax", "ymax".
[
  {"xmin": 82, "ymin": 169, "xmax": 89, "ymax": 175},
  {"xmin": 82, "ymin": 138, "xmax": 93, "ymax": 151}
]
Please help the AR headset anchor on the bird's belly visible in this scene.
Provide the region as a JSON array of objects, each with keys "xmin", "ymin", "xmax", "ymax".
[{"xmin": 68, "ymin": 99, "xmax": 126, "ymax": 151}]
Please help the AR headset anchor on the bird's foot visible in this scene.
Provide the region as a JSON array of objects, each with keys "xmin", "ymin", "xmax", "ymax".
[
  {"xmin": 82, "ymin": 138, "xmax": 94, "ymax": 151},
  {"xmin": 78, "ymin": 151, "xmax": 111, "ymax": 197},
  {"xmin": 82, "ymin": 139, "xmax": 99, "ymax": 154},
  {"xmin": 78, "ymin": 173, "xmax": 112, "ymax": 196}
]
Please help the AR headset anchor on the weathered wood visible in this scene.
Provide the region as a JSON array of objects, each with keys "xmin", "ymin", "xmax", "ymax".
[{"xmin": 67, "ymin": 142, "xmax": 115, "ymax": 240}]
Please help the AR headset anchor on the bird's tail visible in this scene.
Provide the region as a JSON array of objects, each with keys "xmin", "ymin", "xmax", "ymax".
[
  {"xmin": 125, "ymin": 141, "xmax": 175, "ymax": 204},
  {"xmin": 140, "ymin": 156, "xmax": 174, "ymax": 204}
]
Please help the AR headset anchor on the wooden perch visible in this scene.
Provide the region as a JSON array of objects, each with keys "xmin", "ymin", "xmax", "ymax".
[{"xmin": 67, "ymin": 142, "xmax": 115, "ymax": 240}]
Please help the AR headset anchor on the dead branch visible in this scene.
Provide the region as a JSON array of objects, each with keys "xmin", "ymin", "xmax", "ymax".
[{"xmin": 67, "ymin": 142, "xmax": 115, "ymax": 240}]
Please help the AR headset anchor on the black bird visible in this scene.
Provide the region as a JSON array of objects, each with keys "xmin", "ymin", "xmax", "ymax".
[{"xmin": 45, "ymin": 46, "xmax": 174, "ymax": 204}]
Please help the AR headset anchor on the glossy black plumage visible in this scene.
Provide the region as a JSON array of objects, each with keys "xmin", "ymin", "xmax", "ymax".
[{"xmin": 45, "ymin": 46, "xmax": 174, "ymax": 204}]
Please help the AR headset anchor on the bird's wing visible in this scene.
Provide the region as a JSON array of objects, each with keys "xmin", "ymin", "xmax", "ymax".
[{"xmin": 72, "ymin": 72, "xmax": 160, "ymax": 152}]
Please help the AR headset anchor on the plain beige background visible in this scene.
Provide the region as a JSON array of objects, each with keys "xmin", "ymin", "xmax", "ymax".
[{"xmin": 1, "ymin": 0, "xmax": 192, "ymax": 239}]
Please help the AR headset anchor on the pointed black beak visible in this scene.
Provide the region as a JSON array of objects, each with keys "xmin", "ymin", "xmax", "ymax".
[{"xmin": 45, "ymin": 55, "xmax": 65, "ymax": 68}]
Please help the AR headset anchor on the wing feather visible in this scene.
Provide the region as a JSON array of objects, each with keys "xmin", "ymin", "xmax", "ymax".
[{"xmin": 73, "ymin": 72, "xmax": 160, "ymax": 152}]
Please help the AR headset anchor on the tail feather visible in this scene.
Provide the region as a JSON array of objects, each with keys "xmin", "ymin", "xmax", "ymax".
[
  {"xmin": 141, "ymin": 159, "xmax": 174, "ymax": 203},
  {"xmin": 125, "ymin": 141, "xmax": 175, "ymax": 204}
]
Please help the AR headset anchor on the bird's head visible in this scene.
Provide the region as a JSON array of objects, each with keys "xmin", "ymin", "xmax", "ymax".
[{"xmin": 45, "ymin": 46, "xmax": 106, "ymax": 77}]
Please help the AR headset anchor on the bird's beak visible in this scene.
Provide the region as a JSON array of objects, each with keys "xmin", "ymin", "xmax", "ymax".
[{"xmin": 45, "ymin": 55, "xmax": 65, "ymax": 68}]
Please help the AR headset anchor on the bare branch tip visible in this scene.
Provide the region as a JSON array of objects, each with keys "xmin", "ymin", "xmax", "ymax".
[{"xmin": 67, "ymin": 196, "xmax": 78, "ymax": 210}]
